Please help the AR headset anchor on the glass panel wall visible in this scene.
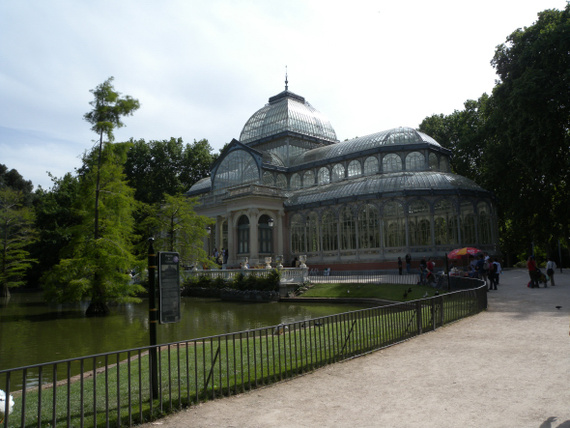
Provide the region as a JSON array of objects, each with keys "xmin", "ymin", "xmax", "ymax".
[
  {"xmin": 383, "ymin": 201, "xmax": 405, "ymax": 247},
  {"xmin": 303, "ymin": 170, "xmax": 315, "ymax": 188},
  {"xmin": 382, "ymin": 154, "xmax": 402, "ymax": 173},
  {"xmin": 340, "ymin": 206, "xmax": 356, "ymax": 250},
  {"xmin": 406, "ymin": 152, "xmax": 424, "ymax": 171},
  {"xmin": 332, "ymin": 164, "xmax": 345, "ymax": 182},
  {"xmin": 434, "ymin": 199, "xmax": 457, "ymax": 245},
  {"xmin": 364, "ymin": 156, "xmax": 378, "ymax": 175},
  {"xmin": 290, "ymin": 173, "xmax": 301, "ymax": 189},
  {"xmin": 321, "ymin": 210, "xmax": 338, "ymax": 251},
  {"xmin": 307, "ymin": 212, "xmax": 320, "ymax": 252},
  {"xmin": 263, "ymin": 171, "xmax": 274, "ymax": 186},
  {"xmin": 347, "ymin": 160, "xmax": 362, "ymax": 178},
  {"xmin": 460, "ymin": 201, "xmax": 476, "ymax": 245},
  {"xmin": 429, "ymin": 153, "xmax": 438, "ymax": 171},
  {"xmin": 408, "ymin": 200, "xmax": 431, "ymax": 246},
  {"xmin": 477, "ymin": 202, "xmax": 492, "ymax": 244},
  {"xmin": 291, "ymin": 214, "xmax": 305, "ymax": 253},
  {"xmin": 214, "ymin": 150, "xmax": 259, "ymax": 191},
  {"xmin": 276, "ymin": 174, "xmax": 287, "ymax": 189},
  {"xmin": 318, "ymin": 167, "xmax": 330, "ymax": 185},
  {"xmin": 358, "ymin": 204, "xmax": 380, "ymax": 249}
]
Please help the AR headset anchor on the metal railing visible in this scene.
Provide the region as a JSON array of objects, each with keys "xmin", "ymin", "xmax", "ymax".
[{"xmin": 1, "ymin": 283, "xmax": 486, "ymax": 428}]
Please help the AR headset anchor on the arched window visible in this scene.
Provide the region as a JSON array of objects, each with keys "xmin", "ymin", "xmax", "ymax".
[
  {"xmin": 214, "ymin": 150, "xmax": 259, "ymax": 191},
  {"xmin": 405, "ymin": 152, "xmax": 424, "ymax": 171},
  {"xmin": 364, "ymin": 156, "xmax": 379, "ymax": 175},
  {"xmin": 307, "ymin": 212, "xmax": 320, "ymax": 252},
  {"xmin": 263, "ymin": 171, "xmax": 274, "ymax": 186},
  {"xmin": 237, "ymin": 215, "xmax": 249, "ymax": 254},
  {"xmin": 434, "ymin": 199, "xmax": 458, "ymax": 245},
  {"xmin": 441, "ymin": 157, "xmax": 450, "ymax": 172},
  {"xmin": 478, "ymin": 202, "xmax": 492, "ymax": 244},
  {"xmin": 383, "ymin": 201, "xmax": 405, "ymax": 247},
  {"xmin": 460, "ymin": 201, "xmax": 476, "ymax": 245},
  {"xmin": 290, "ymin": 173, "xmax": 301, "ymax": 190},
  {"xmin": 382, "ymin": 154, "xmax": 402, "ymax": 173},
  {"xmin": 408, "ymin": 200, "xmax": 431, "ymax": 246},
  {"xmin": 258, "ymin": 214, "xmax": 273, "ymax": 254},
  {"xmin": 332, "ymin": 164, "xmax": 345, "ymax": 182},
  {"xmin": 429, "ymin": 153, "xmax": 438, "ymax": 171},
  {"xmin": 321, "ymin": 210, "xmax": 338, "ymax": 251},
  {"xmin": 303, "ymin": 170, "xmax": 315, "ymax": 188},
  {"xmin": 318, "ymin": 167, "xmax": 330, "ymax": 185},
  {"xmin": 358, "ymin": 204, "xmax": 380, "ymax": 249},
  {"xmin": 340, "ymin": 206, "xmax": 356, "ymax": 250},
  {"xmin": 290, "ymin": 214, "xmax": 305, "ymax": 253},
  {"xmin": 347, "ymin": 160, "xmax": 362, "ymax": 178},
  {"xmin": 276, "ymin": 174, "xmax": 287, "ymax": 189}
]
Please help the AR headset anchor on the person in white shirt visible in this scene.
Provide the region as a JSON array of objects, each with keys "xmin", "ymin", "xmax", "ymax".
[{"xmin": 546, "ymin": 257, "xmax": 557, "ymax": 286}]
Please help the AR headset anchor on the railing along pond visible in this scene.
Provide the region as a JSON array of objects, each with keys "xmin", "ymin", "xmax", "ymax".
[{"xmin": 1, "ymin": 277, "xmax": 486, "ymax": 428}]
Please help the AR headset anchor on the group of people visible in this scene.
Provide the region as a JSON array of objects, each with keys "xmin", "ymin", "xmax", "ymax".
[
  {"xmin": 527, "ymin": 255, "xmax": 557, "ymax": 288},
  {"xmin": 470, "ymin": 253, "xmax": 502, "ymax": 291},
  {"xmin": 212, "ymin": 247, "xmax": 229, "ymax": 269}
]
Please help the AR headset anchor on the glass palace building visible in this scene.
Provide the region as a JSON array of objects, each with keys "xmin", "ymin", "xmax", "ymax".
[{"xmin": 186, "ymin": 86, "xmax": 499, "ymax": 269}]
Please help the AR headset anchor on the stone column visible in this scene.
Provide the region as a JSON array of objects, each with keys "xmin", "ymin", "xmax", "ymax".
[{"xmin": 248, "ymin": 208, "xmax": 260, "ymax": 266}]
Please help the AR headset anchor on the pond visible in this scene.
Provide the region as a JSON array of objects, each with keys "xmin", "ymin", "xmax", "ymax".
[{"xmin": 0, "ymin": 292, "xmax": 372, "ymax": 374}]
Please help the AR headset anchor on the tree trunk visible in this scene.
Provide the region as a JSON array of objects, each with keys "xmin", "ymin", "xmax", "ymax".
[
  {"xmin": 86, "ymin": 300, "xmax": 110, "ymax": 316},
  {"xmin": 0, "ymin": 285, "xmax": 10, "ymax": 299}
]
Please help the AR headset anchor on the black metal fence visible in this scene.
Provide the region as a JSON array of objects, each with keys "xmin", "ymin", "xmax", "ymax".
[{"xmin": 1, "ymin": 282, "xmax": 487, "ymax": 428}]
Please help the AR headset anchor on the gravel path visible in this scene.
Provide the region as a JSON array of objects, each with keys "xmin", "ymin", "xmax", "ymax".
[{"xmin": 140, "ymin": 269, "xmax": 570, "ymax": 428}]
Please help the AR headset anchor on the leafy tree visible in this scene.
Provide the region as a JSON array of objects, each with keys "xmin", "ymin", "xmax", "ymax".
[
  {"xmin": 42, "ymin": 143, "xmax": 143, "ymax": 315},
  {"xmin": 83, "ymin": 76, "xmax": 140, "ymax": 241},
  {"xmin": 488, "ymin": 5, "xmax": 570, "ymax": 255},
  {"xmin": 0, "ymin": 187, "xmax": 37, "ymax": 297},
  {"xmin": 0, "ymin": 164, "xmax": 34, "ymax": 205},
  {"xmin": 27, "ymin": 173, "xmax": 82, "ymax": 286},
  {"xmin": 124, "ymin": 138, "xmax": 214, "ymax": 205},
  {"xmin": 140, "ymin": 193, "xmax": 212, "ymax": 266}
]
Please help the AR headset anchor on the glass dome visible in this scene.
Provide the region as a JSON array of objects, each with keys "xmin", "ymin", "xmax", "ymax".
[{"xmin": 239, "ymin": 90, "xmax": 338, "ymax": 144}]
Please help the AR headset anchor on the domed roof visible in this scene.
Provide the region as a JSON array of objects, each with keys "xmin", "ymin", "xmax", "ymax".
[
  {"xmin": 239, "ymin": 89, "xmax": 338, "ymax": 144},
  {"xmin": 290, "ymin": 127, "xmax": 443, "ymax": 167}
]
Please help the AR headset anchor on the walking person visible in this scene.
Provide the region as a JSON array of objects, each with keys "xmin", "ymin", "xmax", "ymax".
[
  {"xmin": 527, "ymin": 255, "xmax": 539, "ymax": 288},
  {"xmin": 546, "ymin": 257, "xmax": 557, "ymax": 286},
  {"xmin": 493, "ymin": 258, "xmax": 502, "ymax": 285},
  {"xmin": 488, "ymin": 258, "xmax": 498, "ymax": 290},
  {"xmin": 398, "ymin": 257, "xmax": 403, "ymax": 275}
]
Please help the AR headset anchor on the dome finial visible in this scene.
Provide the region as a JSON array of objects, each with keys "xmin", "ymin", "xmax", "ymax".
[{"xmin": 285, "ymin": 65, "xmax": 288, "ymax": 91}]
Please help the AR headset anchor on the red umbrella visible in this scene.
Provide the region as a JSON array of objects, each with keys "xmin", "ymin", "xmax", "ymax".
[{"xmin": 447, "ymin": 247, "xmax": 481, "ymax": 260}]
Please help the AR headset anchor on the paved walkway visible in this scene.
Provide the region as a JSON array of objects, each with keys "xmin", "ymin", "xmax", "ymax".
[{"xmin": 141, "ymin": 269, "xmax": 570, "ymax": 428}]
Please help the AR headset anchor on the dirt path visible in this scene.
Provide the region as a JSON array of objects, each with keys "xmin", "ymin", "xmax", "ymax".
[{"xmin": 140, "ymin": 269, "xmax": 570, "ymax": 428}]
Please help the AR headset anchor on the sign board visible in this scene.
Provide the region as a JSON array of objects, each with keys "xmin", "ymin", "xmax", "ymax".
[{"xmin": 158, "ymin": 251, "xmax": 181, "ymax": 324}]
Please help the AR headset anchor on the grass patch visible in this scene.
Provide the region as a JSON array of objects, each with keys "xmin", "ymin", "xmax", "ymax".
[{"xmin": 300, "ymin": 282, "xmax": 444, "ymax": 301}]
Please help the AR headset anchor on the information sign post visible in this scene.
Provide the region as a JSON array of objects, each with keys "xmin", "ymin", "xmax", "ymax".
[{"xmin": 158, "ymin": 251, "xmax": 181, "ymax": 324}]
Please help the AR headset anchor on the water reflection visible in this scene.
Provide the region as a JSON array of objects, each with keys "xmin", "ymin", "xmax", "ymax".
[{"xmin": 0, "ymin": 292, "xmax": 370, "ymax": 375}]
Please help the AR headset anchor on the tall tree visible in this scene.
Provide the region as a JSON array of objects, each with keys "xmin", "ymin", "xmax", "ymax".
[
  {"xmin": 0, "ymin": 187, "xmax": 37, "ymax": 297},
  {"xmin": 489, "ymin": 5, "xmax": 570, "ymax": 253},
  {"xmin": 83, "ymin": 77, "xmax": 140, "ymax": 241},
  {"xmin": 42, "ymin": 143, "xmax": 144, "ymax": 313}
]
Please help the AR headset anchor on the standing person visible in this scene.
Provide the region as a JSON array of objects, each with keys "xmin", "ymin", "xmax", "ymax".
[
  {"xmin": 488, "ymin": 258, "xmax": 498, "ymax": 290},
  {"xmin": 426, "ymin": 258, "xmax": 435, "ymax": 284},
  {"xmin": 405, "ymin": 253, "xmax": 412, "ymax": 274},
  {"xmin": 493, "ymin": 258, "xmax": 502, "ymax": 285},
  {"xmin": 527, "ymin": 255, "xmax": 539, "ymax": 288},
  {"xmin": 398, "ymin": 257, "xmax": 403, "ymax": 275},
  {"xmin": 546, "ymin": 257, "xmax": 557, "ymax": 286},
  {"xmin": 222, "ymin": 248, "xmax": 228, "ymax": 269},
  {"xmin": 419, "ymin": 257, "xmax": 427, "ymax": 284}
]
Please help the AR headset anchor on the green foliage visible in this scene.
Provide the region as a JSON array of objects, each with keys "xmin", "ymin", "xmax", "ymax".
[
  {"xmin": 124, "ymin": 138, "xmax": 214, "ymax": 205},
  {"xmin": 419, "ymin": 4, "xmax": 570, "ymax": 263},
  {"xmin": 182, "ymin": 269, "xmax": 281, "ymax": 292},
  {"xmin": 0, "ymin": 187, "xmax": 37, "ymax": 295},
  {"xmin": 42, "ymin": 143, "xmax": 144, "ymax": 307},
  {"xmin": 139, "ymin": 193, "xmax": 211, "ymax": 266}
]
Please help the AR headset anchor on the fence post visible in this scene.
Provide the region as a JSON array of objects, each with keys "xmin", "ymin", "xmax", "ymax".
[{"xmin": 415, "ymin": 301, "xmax": 422, "ymax": 334}]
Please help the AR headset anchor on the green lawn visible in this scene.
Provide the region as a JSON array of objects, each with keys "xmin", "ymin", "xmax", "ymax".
[{"xmin": 299, "ymin": 282, "xmax": 445, "ymax": 301}]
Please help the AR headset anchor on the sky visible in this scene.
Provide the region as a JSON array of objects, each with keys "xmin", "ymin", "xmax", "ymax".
[{"xmin": 1, "ymin": 0, "xmax": 567, "ymax": 190}]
